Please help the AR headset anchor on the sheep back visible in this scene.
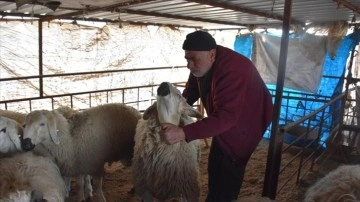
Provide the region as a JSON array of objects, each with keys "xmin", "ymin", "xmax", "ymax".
[
  {"xmin": 25, "ymin": 103, "xmax": 141, "ymax": 177},
  {"xmin": 0, "ymin": 152, "xmax": 66, "ymax": 201},
  {"xmin": 304, "ymin": 165, "xmax": 360, "ymax": 202},
  {"xmin": 0, "ymin": 109, "xmax": 26, "ymax": 125},
  {"xmin": 68, "ymin": 103, "xmax": 141, "ymax": 167},
  {"xmin": 132, "ymin": 111, "xmax": 200, "ymax": 201}
]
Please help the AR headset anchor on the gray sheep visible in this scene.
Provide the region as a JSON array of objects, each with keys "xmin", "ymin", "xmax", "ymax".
[
  {"xmin": 132, "ymin": 82, "xmax": 202, "ymax": 202},
  {"xmin": 22, "ymin": 103, "xmax": 141, "ymax": 202}
]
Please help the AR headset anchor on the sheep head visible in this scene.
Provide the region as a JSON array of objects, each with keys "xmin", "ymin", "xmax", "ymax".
[
  {"xmin": 0, "ymin": 116, "xmax": 23, "ymax": 154},
  {"xmin": 22, "ymin": 110, "xmax": 60, "ymax": 151},
  {"xmin": 156, "ymin": 82, "xmax": 202, "ymax": 125}
]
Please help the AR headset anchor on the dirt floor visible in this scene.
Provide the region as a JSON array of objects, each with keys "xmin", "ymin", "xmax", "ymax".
[{"xmin": 66, "ymin": 138, "xmax": 342, "ymax": 202}]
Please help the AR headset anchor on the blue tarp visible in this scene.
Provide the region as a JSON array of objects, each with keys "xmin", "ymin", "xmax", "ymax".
[{"xmin": 234, "ymin": 31, "xmax": 360, "ymax": 140}]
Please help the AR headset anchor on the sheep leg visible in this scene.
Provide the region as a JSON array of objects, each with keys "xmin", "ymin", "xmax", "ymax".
[
  {"xmin": 76, "ymin": 175, "xmax": 93, "ymax": 202},
  {"xmin": 140, "ymin": 190, "xmax": 154, "ymax": 202},
  {"xmin": 134, "ymin": 186, "xmax": 154, "ymax": 202},
  {"xmin": 76, "ymin": 176, "xmax": 86, "ymax": 201},
  {"xmin": 84, "ymin": 175, "xmax": 93, "ymax": 201},
  {"xmin": 63, "ymin": 176, "xmax": 71, "ymax": 198},
  {"xmin": 92, "ymin": 176, "xmax": 106, "ymax": 202}
]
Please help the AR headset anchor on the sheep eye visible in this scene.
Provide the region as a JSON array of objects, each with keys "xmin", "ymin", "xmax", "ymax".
[
  {"xmin": 0, "ymin": 127, "xmax": 6, "ymax": 133},
  {"xmin": 40, "ymin": 123, "xmax": 45, "ymax": 126}
]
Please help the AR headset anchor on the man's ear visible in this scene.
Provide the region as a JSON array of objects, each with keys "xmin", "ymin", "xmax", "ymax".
[{"xmin": 209, "ymin": 49, "xmax": 217, "ymax": 62}]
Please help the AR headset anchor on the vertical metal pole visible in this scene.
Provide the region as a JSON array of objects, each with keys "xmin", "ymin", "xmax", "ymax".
[
  {"xmin": 262, "ymin": 0, "xmax": 292, "ymax": 199},
  {"xmin": 39, "ymin": 19, "xmax": 44, "ymax": 97},
  {"xmin": 338, "ymin": 28, "xmax": 358, "ymax": 139}
]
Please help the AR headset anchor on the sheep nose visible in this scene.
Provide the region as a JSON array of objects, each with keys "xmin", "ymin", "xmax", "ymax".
[
  {"xmin": 30, "ymin": 190, "xmax": 44, "ymax": 202},
  {"xmin": 157, "ymin": 82, "xmax": 170, "ymax": 96},
  {"xmin": 22, "ymin": 138, "xmax": 35, "ymax": 151}
]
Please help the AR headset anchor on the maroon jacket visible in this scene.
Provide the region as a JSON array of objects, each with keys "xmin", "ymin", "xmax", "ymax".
[{"xmin": 183, "ymin": 45, "xmax": 273, "ymax": 164}]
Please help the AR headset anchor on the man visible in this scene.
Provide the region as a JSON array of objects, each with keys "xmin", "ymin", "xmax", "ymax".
[{"xmin": 162, "ymin": 30, "xmax": 273, "ymax": 202}]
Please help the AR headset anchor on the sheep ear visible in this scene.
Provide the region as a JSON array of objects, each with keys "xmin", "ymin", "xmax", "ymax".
[
  {"xmin": 8, "ymin": 122, "xmax": 23, "ymax": 151},
  {"xmin": 181, "ymin": 101, "xmax": 203, "ymax": 119},
  {"xmin": 47, "ymin": 112, "xmax": 60, "ymax": 145},
  {"xmin": 143, "ymin": 102, "xmax": 157, "ymax": 120}
]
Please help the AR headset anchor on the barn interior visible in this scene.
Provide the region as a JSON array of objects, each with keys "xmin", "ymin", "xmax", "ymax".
[{"xmin": 1, "ymin": 0, "xmax": 360, "ymax": 201}]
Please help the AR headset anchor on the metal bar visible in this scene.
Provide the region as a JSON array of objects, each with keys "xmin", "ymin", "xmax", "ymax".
[
  {"xmin": 121, "ymin": 9, "xmax": 250, "ymax": 27},
  {"xmin": 262, "ymin": 0, "xmax": 292, "ymax": 199},
  {"xmin": 0, "ymin": 83, "xmax": 184, "ymax": 104},
  {"xmin": 137, "ymin": 87, "xmax": 140, "ymax": 110},
  {"xmin": 89, "ymin": 93, "xmax": 92, "ymax": 107},
  {"xmin": 122, "ymin": 89, "xmax": 124, "ymax": 104},
  {"xmin": 38, "ymin": 19, "xmax": 43, "ymax": 97},
  {"xmin": 186, "ymin": 0, "xmax": 286, "ymax": 22},
  {"xmin": 0, "ymin": 66, "xmax": 187, "ymax": 82},
  {"xmin": 280, "ymin": 94, "xmax": 344, "ymax": 133}
]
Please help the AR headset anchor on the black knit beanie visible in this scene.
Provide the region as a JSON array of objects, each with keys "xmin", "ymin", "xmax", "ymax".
[{"xmin": 182, "ymin": 31, "xmax": 217, "ymax": 51}]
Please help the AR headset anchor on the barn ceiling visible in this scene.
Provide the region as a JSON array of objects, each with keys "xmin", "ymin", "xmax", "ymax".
[{"xmin": 0, "ymin": 0, "xmax": 359, "ymax": 30}]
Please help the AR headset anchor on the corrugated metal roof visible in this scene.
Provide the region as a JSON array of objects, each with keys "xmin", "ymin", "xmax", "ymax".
[{"xmin": 0, "ymin": 0, "xmax": 359, "ymax": 29}]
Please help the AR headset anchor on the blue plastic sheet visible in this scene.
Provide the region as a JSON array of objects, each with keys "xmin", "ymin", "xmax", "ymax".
[{"xmin": 234, "ymin": 31, "xmax": 360, "ymax": 141}]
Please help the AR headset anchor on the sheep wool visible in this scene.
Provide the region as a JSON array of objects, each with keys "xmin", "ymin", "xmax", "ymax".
[
  {"xmin": 0, "ymin": 116, "xmax": 23, "ymax": 155},
  {"xmin": 132, "ymin": 82, "xmax": 203, "ymax": 202},
  {"xmin": 0, "ymin": 152, "xmax": 67, "ymax": 202},
  {"xmin": 0, "ymin": 109, "xmax": 26, "ymax": 125},
  {"xmin": 304, "ymin": 164, "xmax": 360, "ymax": 202},
  {"xmin": 22, "ymin": 103, "xmax": 141, "ymax": 202}
]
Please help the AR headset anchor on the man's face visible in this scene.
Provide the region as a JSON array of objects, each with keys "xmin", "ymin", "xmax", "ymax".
[{"xmin": 184, "ymin": 49, "xmax": 216, "ymax": 77}]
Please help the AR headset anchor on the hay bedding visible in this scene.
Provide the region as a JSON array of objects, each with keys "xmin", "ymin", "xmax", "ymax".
[{"xmin": 66, "ymin": 138, "xmax": 331, "ymax": 202}]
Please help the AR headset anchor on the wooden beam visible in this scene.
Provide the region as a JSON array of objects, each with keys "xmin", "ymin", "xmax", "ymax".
[{"xmin": 334, "ymin": 0, "xmax": 360, "ymax": 15}]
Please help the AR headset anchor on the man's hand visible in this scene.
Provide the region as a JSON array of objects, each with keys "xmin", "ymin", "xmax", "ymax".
[{"xmin": 161, "ymin": 123, "xmax": 186, "ymax": 145}]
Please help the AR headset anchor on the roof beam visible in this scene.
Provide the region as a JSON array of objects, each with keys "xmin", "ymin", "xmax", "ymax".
[
  {"xmin": 41, "ymin": 0, "xmax": 159, "ymax": 21},
  {"xmin": 119, "ymin": 9, "xmax": 249, "ymax": 27},
  {"xmin": 334, "ymin": 0, "xmax": 360, "ymax": 15},
  {"xmin": 185, "ymin": 0, "xmax": 303, "ymax": 25}
]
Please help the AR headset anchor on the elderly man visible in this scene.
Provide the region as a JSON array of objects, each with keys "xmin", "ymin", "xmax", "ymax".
[{"xmin": 162, "ymin": 30, "xmax": 273, "ymax": 202}]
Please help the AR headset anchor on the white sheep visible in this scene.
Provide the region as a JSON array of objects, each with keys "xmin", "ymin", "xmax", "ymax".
[
  {"xmin": 132, "ymin": 82, "xmax": 203, "ymax": 202},
  {"xmin": 0, "ymin": 110, "xmax": 92, "ymax": 201},
  {"xmin": 0, "ymin": 152, "xmax": 67, "ymax": 202},
  {"xmin": 304, "ymin": 164, "xmax": 360, "ymax": 202},
  {"xmin": 0, "ymin": 116, "xmax": 23, "ymax": 155},
  {"xmin": 22, "ymin": 103, "xmax": 142, "ymax": 202},
  {"xmin": 0, "ymin": 116, "xmax": 67, "ymax": 202}
]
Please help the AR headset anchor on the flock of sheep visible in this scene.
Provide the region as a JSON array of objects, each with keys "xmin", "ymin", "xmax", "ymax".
[{"xmin": 0, "ymin": 82, "xmax": 359, "ymax": 202}]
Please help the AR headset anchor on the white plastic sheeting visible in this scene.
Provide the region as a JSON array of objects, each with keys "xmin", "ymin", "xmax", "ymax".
[{"xmin": 253, "ymin": 33, "xmax": 327, "ymax": 93}]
